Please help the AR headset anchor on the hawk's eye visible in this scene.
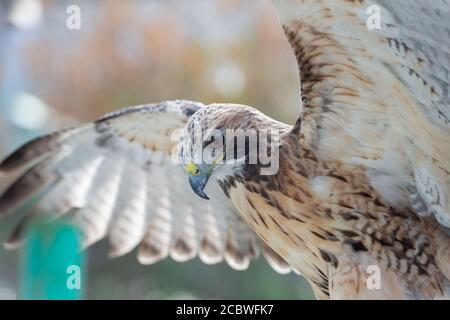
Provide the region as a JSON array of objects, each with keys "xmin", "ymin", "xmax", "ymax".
[{"xmin": 185, "ymin": 163, "xmax": 200, "ymax": 176}]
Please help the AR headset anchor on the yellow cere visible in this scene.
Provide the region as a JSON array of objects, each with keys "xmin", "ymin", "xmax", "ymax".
[
  {"xmin": 185, "ymin": 163, "xmax": 199, "ymax": 176},
  {"xmin": 213, "ymin": 153, "xmax": 224, "ymax": 165}
]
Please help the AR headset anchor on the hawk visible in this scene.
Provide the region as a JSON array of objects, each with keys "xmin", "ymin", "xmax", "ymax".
[{"xmin": 1, "ymin": 0, "xmax": 450, "ymax": 299}]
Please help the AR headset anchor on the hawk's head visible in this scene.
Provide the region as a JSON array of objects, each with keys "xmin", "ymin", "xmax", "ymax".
[{"xmin": 178, "ymin": 103, "xmax": 287, "ymax": 200}]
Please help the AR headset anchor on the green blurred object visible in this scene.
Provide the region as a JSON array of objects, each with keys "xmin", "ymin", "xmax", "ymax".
[{"xmin": 19, "ymin": 220, "xmax": 85, "ymax": 300}]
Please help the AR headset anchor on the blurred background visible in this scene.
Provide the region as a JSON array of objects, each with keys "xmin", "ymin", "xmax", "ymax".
[{"xmin": 0, "ymin": 0, "xmax": 313, "ymax": 299}]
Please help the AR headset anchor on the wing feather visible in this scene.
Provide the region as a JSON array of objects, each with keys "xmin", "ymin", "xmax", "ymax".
[
  {"xmin": 274, "ymin": 0, "xmax": 450, "ymax": 227},
  {"xmin": 0, "ymin": 100, "xmax": 291, "ymax": 274},
  {"xmin": 108, "ymin": 165, "xmax": 148, "ymax": 258}
]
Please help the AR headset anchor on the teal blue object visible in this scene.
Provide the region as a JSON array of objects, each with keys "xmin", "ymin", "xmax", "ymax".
[{"xmin": 19, "ymin": 220, "xmax": 85, "ymax": 300}]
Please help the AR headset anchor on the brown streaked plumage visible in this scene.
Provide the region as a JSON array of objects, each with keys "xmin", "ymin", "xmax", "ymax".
[
  {"xmin": 1, "ymin": 0, "xmax": 450, "ymax": 299},
  {"xmin": 178, "ymin": 103, "xmax": 449, "ymax": 299}
]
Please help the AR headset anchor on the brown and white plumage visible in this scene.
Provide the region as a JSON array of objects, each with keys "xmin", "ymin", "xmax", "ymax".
[
  {"xmin": 1, "ymin": 0, "xmax": 450, "ymax": 299},
  {"xmin": 274, "ymin": 0, "xmax": 450, "ymax": 226},
  {"xmin": 179, "ymin": 103, "xmax": 450, "ymax": 299},
  {"xmin": 0, "ymin": 100, "xmax": 291, "ymax": 274},
  {"xmin": 180, "ymin": 0, "xmax": 450, "ymax": 298},
  {"xmin": 269, "ymin": 0, "xmax": 450, "ymax": 297}
]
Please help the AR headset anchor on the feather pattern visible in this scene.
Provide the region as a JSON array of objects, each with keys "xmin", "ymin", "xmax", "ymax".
[
  {"xmin": 273, "ymin": 0, "xmax": 450, "ymax": 228},
  {"xmin": 0, "ymin": 100, "xmax": 290, "ymax": 274},
  {"xmin": 1, "ymin": 1, "xmax": 450, "ymax": 300}
]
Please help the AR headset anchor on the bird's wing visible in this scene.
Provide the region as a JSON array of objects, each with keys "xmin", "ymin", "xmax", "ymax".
[
  {"xmin": 273, "ymin": 0, "xmax": 450, "ymax": 227},
  {"xmin": 0, "ymin": 100, "xmax": 291, "ymax": 274}
]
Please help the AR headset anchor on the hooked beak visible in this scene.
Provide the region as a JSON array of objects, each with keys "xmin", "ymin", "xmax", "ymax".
[{"xmin": 188, "ymin": 173, "xmax": 210, "ymax": 200}]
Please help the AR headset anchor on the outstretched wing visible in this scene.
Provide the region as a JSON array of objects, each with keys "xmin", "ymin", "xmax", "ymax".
[
  {"xmin": 0, "ymin": 100, "xmax": 290, "ymax": 274},
  {"xmin": 274, "ymin": 0, "xmax": 450, "ymax": 227}
]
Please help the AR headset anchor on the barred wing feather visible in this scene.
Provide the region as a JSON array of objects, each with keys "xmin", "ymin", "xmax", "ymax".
[{"xmin": 0, "ymin": 100, "xmax": 291, "ymax": 274}]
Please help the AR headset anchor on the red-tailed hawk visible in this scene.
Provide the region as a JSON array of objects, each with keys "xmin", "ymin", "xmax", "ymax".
[{"xmin": 1, "ymin": 0, "xmax": 450, "ymax": 299}]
